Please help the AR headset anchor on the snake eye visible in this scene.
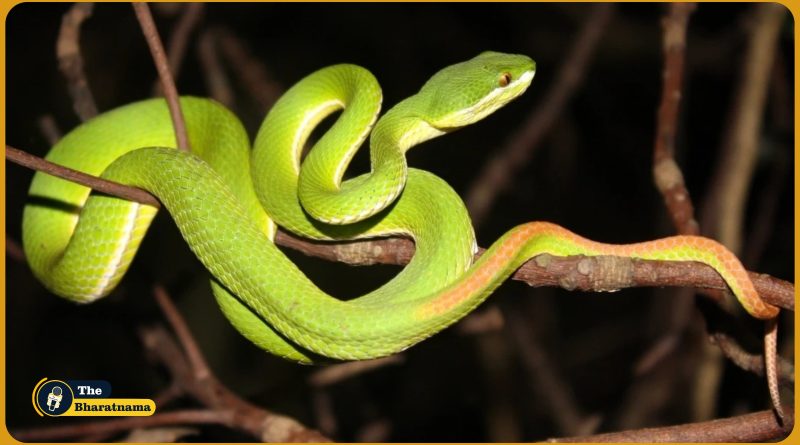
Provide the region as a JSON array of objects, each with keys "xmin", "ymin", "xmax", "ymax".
[{"xmin": 498, "ymin": 72, "xmax": 512, "ymax": 87}]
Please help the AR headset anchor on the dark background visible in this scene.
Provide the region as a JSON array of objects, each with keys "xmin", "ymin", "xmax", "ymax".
[{"xmin": 5, "ymin": 3, "xmax": 794, "ymax": 442}]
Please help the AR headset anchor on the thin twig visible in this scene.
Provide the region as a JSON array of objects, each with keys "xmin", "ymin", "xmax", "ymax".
[
  {"xmin": 276, "ymin": 230, "xmax": 795, "ymax": 312},
  {"xmin": 197, "ymin": 29, "xmax": 235, "ymax": 107},
  {"xmin": 153, "ymin": 2, "xmax": 205, "ymax": 94},
  {"xmin": 13, "ymin": 410, "xmax": 232, "ymax": 442},
  {"xmin": 742, "ymin": 52, "xmax": 794, "ymax": 267},
  {"xmin": 5, "ymin": 145, "xmax": 161, "ymax": 207},
  {"xmin": 646, "ymin": 2, "xmax": 711, "ymax": 420},
  {"xmin": 311, "ymin": 391, "xmax": 338, "ymax": 436},
  {"xmin": 700, "ymin": 3, "xmax": 786, "ymax": 254},
  {"xmin": 6, "ymin": 236, "xmax": 25, "ymax": 263},
  {"xmin": 709, "ymin": 332, "xmax": 794, "ymax": 385},
  {"xmin": 56, "ymin": 2, "xmax": 98, "ymax": 121},
  {"xmin": 548, "ymin": 406, "xmax": 792, "ymax": 442},
  {"xmin": 456, "ymin": 306, "xmax": 505, "ymax": 335},
  {"xmin": 508, "ymin": 309, "xmax": 598, "ymax": 436},
  {"xmin": 5, "ymin": 145, "xmax": 795, "ymax": 312},
  {"xmin": 133, "ymin": 2, "xmax": 191, "ymax": 153},
  {"xmin": 355, "ymin": 418, "xmax": 393, "ymax": 442},
  {"xmin": 652, "ymin": 3, "xmax": 699, "ymax": 235},
  {"xmin": 308, "ymin": 356, "xmax": 405, "ymax": 387},
  {"xmin": 37, "ymin": 114, "xmax": 62, "ymax": 146},
  {"xmin": 140, "ymin": 325, "xmax": 330, "ymax": 442},
  {"xmin": 742, "ymin": 141, "xmax": 790, "ymax": 269},
  {"xmin": 153, "ymin": 285, "xmax": 213, "ymax": 382},
  {"xmin": 695, "ymin": 2, "xmax": 787, "ymax": 423},
  {"xmin": 216, "ymin": 27, "xmax": 283, "ymax": 110},
  {"xmin": 465, "ymin": 3, "xmax": 613, "ymax": 227}
]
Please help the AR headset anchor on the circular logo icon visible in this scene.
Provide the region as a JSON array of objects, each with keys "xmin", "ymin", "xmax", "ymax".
[{"xmin": 34, "ymin": 380, "xmax": 73, "ymax": 416}]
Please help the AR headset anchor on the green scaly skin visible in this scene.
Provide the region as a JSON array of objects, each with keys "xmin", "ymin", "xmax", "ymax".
[
  {"xmin": 20, "ymin": 49, "xmax": 780, "ymax": 405},
  {"xmin": 23, "ymin": 52, "xmax": 536, "ymax": 363}
]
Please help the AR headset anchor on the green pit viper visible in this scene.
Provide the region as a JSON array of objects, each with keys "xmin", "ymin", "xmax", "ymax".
[{"xmin": 21, "ymin": 51, "xmax": 781, "ymax": 414}]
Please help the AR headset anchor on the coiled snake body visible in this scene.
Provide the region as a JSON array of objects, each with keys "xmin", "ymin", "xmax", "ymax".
[{"xmin": 22, "ymin": 52, "xmax": 780, "ymax": 410}]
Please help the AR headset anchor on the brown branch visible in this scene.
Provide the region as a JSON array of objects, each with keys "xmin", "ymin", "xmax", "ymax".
[
  {"xmin": 276, "ymin": 230, "xmax": 795, "ymax": 312},
  {"xmin": 6, "ymin": 236, "xmax": 25, "ymax": 263},
  {"xmin": 465, "ymin": 3, "xmax": 613, "ymax": 227},
  {"xmin": 508, "ymin": 309, "xmax": 599, "ymax": 436},
  {"xmin": 140, "ymin": 326, "xmax": 330, "ymax": 442},
  {"xmin": 311, "ymin": 390, "xmax": 338, "ymax": 436},
  {"xmin": 456, "ymin": 306, "xmax": 505, "ymax": 335},
  {"xmin": 140, "ymin": 288, "xmax": 328, "ymax": 441},
  {"xmin": 652, "ymin": 3, "xmax": 699, "ymax": 235},
  {"xmin": 6, "ymin": 145, "xmax": 794, "ymax": 313},
  {"xmin": 216, "ymin": 27, "xmax": 284, "ymax": 110},
  {"xmin": 739, "ymin": 50, "xmax": 791, "ymax": 266},
  {"xmin": 355, "ymin": 418, "xmax": 392, "ymax": 442},
  {"xmin": 56, "ymin": 2, "xmax": 98, "ymax": 121},
  {"xmin": 647, "ymin": 3, "xmax": 719, "ymax": 422},
  {"xmin": 133, "ymin": 2, "xmax": 191, "ymax": 153},
  {"xmin": 12, "ymin": 409, "xmax": 233, "ymax": 442},
  {"xmin": 308, "ymin": 356, "xmax": 405, "ymax": 388},
  {"xmin": 162, "ymin": 3, "xmax": 204, "ymax": 84},
  {"xmin": 710, "ymin": 331, "xmax": 794, "ymax": 386},
  {"xmin": 197, "ymin": 29, "xmax": 235, "ymax": 107},
  {"xmin": 5, "ymin": 145, "xmax": 161, "ymax": 207},
  {"xmin": 153, "ymin": 285, "xmax": 212, "ymax": 382},
  {"xmin": 548, "ymin": 406, "xmax": 792, "ymax": 442},
  {"xmin": 742, "ymin": 143, "xmax": 790, "ymax": 268},
  {"xmin": 37, "ymin": 114, "xmax": 62, "ymax": 146},
  {"xmin": 693, "ymin": 3, "xmax": 787, "ymax": 422},
  {"xmin": 700, "ymin": 3, "xmax": 786, "ymax": 254}
]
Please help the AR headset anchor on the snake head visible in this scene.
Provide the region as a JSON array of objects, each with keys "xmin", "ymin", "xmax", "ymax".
[{"xmin": 419, "ymin": 51, "xmax": 536, "ymax": 130}]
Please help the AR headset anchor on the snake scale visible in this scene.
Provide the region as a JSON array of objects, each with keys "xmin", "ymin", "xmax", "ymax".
[{"xmin": 22, "ymin": 51, "xmax": 781, "ymax": 414}]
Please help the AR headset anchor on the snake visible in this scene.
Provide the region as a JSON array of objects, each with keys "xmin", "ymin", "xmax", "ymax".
[{"xmin": 22, "ymin": 51, "xmax": 780, "ymax": 411}]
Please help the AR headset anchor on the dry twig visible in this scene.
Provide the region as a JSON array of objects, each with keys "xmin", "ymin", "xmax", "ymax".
[
  {"xmin": 197, "ymin": 29, "xmax": 235, "ymax": 107},
  {"xmin": 140, "ymin": 291, "xmax": 331, "ymax": 442},
  {"xmin": 37, "ymin": 115, "xmax": 62, "ymax": 146},
  {"xmin": 153, "ymin": 285, "xmax": 212, "ymax": 382},
  {"xmin": 643, "ymin": 2, "xmax": 715, "ymax": 421},
  {"xmin": 6, "ymin": 236, "xmax": 25, "ymax": 263},
  {"xmin": 5, "ymin": 143, "xmax": 795, "ymax": 313},
  {"xmin": 710, "ymin": 331, "xmax": 794, "ymax": 386},
  {"xmin": 161, "ymin": 3, "xmax": 204, "ymax": 85},
  {"xmin": 13, "ymin": 410, "xmax": 233, "ymax": 442},
  {"xmin": 700, "ymin": 3, "xmax": 786, "ymax": 254},
  {"xmin": 216, "ymin": 27, "xmax": 283, "ymax": 110},
  {"xmin": 508, "ymin": 309, "xmax": 600, "ymax": 436},
  {"xmin": 652, "ymin": 3, "xmax": 698, "ymax": 235},
  {"xmin": 548, "ymin": 406, "xmax": 792, "ymax": 442},
  {"xmin": 308, "ymin": 356, "xmax": 405, "ymax": 388},
  {"xmin": 132, "ymin": 2, "xmax": 191, "ymax": 153},
  {"xmin": 5, "ymin": 145, "xmax": 160, "ymax": 207},
  {"xmin": 57, "ymin": 2, "xmax": 98, "ymax": 121}
]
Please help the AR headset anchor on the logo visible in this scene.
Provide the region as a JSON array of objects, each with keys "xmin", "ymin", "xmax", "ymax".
[{"xmin": 32, "ymin": 378, "xmax": 155, "ymax": 417}]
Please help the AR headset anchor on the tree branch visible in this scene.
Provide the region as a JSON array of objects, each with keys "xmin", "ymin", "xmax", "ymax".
[
  {"xmin": 5, "ymin": 145, "xmax": 161, "ymax": 207},
  {"xmin": 6, "ymin": 145, "xmax": 794, "ymax": 313},
  {"xmin": 700, "ymin": 3, "xmax": 786, "ymax": 254},
  {"xmin": 652, "ymin": 3, "xmax": 698, "ymax": 235},
  {"xmin": 12, "ymin": 410, "xmax": 233, "ymax": 442},
  {"xmin": 132, "ymin": 2, "xmax": 191, "ymax": 153},
  {"xmin": 548, "ymin": 406, "xmax": 792, "ymax": 442},
  {"xmin": 56, "ymin": 2, "xmax": 98, "ymax": 121}
]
